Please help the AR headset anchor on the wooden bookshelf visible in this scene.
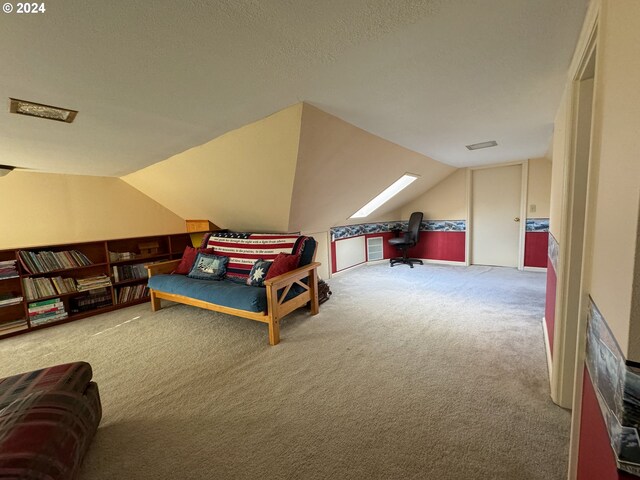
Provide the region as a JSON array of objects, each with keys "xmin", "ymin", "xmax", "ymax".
[{"xmin": 0, "ymin": 233, "xmax": 192, "ymax": 339}]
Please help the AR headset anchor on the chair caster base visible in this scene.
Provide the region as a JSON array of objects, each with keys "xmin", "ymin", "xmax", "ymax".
[{"xmin": 389, "ymin": 258, "xmax": 423, "ymax": 268}]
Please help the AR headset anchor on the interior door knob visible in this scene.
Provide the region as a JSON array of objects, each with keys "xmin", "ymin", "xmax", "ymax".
[{"xmin": 514, "ymin": 217, "xmax": 520, "ymax": 222}]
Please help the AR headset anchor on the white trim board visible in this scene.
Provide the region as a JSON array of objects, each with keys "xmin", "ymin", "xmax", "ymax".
[
  {"xmin": 542, "ymin": 317, "xmax": 554, "ymax": 387},
  {"xmin": 524, "ymin": 266, "xmax": 547, "ymax": 273}
]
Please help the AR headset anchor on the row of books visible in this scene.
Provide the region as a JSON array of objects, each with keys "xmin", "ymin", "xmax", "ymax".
[
  {"xmin": 19, "ymin": 250, "xmax": 93, "ymax": 274},
  {"xmin": 0, "ymin": 260, "xmax": 19, "ymax": 280},
  {"xmin": 22, "ymin": 274, "xmax": 112, "ymax": 300},
  {"xmin": 22, "ymin": 277, "xmax": 59, "ymax": 300},
  {"xmin": 109, "ymin": 251, "xmax": 137, "ymax": 262},
  {"xmin": 0, "ymin": 292, "xmax": 23, "ymax": 307},
  {"xmin": 70, "ymin": 288, "xmax": 112, "ymax": 313},
  {"xmin": 112, "ymin": 263, "xmax": 147, "ymax": 283},
  {"xmin": 28, "ymin": 298, "xmax": 68, "ymax": 326},
  {"xmin": 0, "ymin": 319, "xmax": 28, "ymax": 334},
  {"xmin": 116, "ymin": 285, "xmax": 149, "ymax": 304}
]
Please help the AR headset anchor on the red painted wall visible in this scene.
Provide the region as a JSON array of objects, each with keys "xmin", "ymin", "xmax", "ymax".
[
  {"xmin": 524, "ymin": 232, "xmax": 548, "ymax": 268},
  {"xmin": 544, "ymin": 258, "xmax": 556, "ymax": 355},
  {"xmin": 408, "ymin": 231, "xmax": 466, "ymax": 262},
  {"xmin": 578, "ymin": 367, "xmax": 636, "ymax": 480},
  {"xmin": 331, "ymin": 231, "xmax": 466, "ymax": 273}
]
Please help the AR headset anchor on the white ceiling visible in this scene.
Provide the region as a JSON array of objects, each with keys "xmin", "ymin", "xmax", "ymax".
[{"xmin": 0, "ymin": 0, "xmax": 589, "ymax": 177}]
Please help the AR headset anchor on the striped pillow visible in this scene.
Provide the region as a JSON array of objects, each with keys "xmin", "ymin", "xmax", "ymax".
[{"xmin": 207, "ymin": 233, "xmax": 301, "ymax": 282}]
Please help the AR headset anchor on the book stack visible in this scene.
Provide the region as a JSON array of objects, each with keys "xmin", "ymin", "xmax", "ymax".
[
  {"xmin": 19, "ymin": 250, "xmax": 92, "ymax": 274},
  {"xmin": 112, "ymin": 263, "xmax": 147, "ymax": 282},
  {"xmin": 0, "ymin": 260, "xmax": 19, "ymax": 280},
  {"xmin": 28, "ymin": 298, "xmax": 68, "ymax": 326},
  {"xmin": 109, "ymin": 251, "xmax": 136, "ymax": 262},
  {"xmin": 117, "ymin": 285, "xmax": 149, "ymax": 304},
  {"xmin": 70, "ymin": 288, "xmax": 112, "ymax": 313},
  {"xmin": 75, "ymin": 275, "xmax": 112, "ymax": 292},
  {"xmin": 0, "ymin": 292, "xmax": 23, "ymax": 306},
  {"xmin": 0, "ymin": 319, "xmax": 28, "ymax": 334}
]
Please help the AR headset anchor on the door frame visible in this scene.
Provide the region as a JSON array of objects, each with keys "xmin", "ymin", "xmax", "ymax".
[
  {"xmin": 466, "ymin": 160, "xmax": 529, "ymax": 270},
  {"xmin": 550, "ymin": 3, "xmax": 600, "ymax": 478}
]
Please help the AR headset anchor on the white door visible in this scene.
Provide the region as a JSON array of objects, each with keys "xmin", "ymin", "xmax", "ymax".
[{"xmin": 472, "ymin": 165, "xmax": 522, "ymax": 267}]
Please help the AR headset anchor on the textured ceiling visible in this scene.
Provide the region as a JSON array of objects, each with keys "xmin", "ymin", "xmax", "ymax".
[{"xmin": 0, "ymin": 0, "xmax": 589, "ymax": 176}]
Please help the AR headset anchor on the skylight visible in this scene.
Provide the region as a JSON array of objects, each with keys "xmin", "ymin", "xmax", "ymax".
[{"xmin": 350, "ymin": 174, "xmax": 419, "ymax": 218}]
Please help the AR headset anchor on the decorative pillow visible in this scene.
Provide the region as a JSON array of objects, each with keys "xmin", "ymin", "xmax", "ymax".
[
  {"xmin": 246, "ymin": 259, "xmax": 273, "ymax": 287},
  {"xmin": 173, "ymin": 246, "xmax": 215, "ymax": 275},
  {"xmin": 264, "ymin": 253, "xmax": 301, "ymax": 281},
  {"xmin": 187, "ymin": 253, "xmax": 229, "ymax": 280}
]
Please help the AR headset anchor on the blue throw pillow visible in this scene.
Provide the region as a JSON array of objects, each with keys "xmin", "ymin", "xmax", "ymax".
[
  {"xmin": 187, "ymin": 253, "xmax": 228, "ymax": 280},
  {"xmin": 246, "ymin": 259, "xmax": 272, "ymax": 287}
]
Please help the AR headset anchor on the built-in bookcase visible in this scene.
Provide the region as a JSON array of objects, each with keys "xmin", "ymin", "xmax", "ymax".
[{"xmin": 0, "ymin": 233, "xmax": 192, "ymax": 339}]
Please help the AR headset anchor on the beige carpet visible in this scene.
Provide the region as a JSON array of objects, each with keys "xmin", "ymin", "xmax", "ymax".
[{"xmin": 0, "ymin": 263, "xmax": 570, "ymax": 479}]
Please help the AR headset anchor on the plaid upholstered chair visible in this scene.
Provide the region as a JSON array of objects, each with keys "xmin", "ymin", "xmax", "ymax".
[{"xmin": 0, "ymin": 362, "xmax": 102, "ymax": 479}]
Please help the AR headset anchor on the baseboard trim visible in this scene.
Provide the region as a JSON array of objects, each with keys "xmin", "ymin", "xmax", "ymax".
[
  {"xmin": 418, "ymin": 258, "xmax": 466, "ymax": 266},
  {"xmin": 331, "ymin": 261, "xmax": 367, "ymax": 276},
  {"xmin": 332, "ymin": 257, "xmax": 466, "ymax": 275},
  {"xmin": 542, "ymin": 317, "xmax": 553, "ymax": 385},
  {"xmin": 524, "ymin": 266, "xmax": 547, "ymax": 272}
]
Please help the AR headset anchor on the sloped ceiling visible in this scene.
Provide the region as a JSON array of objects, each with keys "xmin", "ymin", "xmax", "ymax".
[
  {"xmin": 123, "ymin": 103, "xmax": 454, "ymax": 233},
  {"xmin": 289, "ymin": 104, "xmax": 455, "ymax": 232},
  {"xmin": 0, "ymin": 0, "xmax": 588, "ymax": 176}
]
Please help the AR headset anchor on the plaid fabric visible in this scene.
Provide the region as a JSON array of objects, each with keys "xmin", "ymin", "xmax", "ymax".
[
  {"xmin": 207, "ymin": 233, "xmax": 304, "ymax": 282},
  {"xmin": 0, "ymin": 362, "xmax": 102, "ymax": 480}
]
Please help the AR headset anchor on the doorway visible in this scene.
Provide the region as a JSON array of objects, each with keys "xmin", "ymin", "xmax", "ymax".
[{"xmin": 471, "ymin": 164, "xmax": 525, "ymax": 268}]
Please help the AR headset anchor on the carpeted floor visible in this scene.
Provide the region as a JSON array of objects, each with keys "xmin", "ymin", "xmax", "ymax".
[{"xmin": 0, "ymin": 263, "xmax": 570, "ymax": 479}]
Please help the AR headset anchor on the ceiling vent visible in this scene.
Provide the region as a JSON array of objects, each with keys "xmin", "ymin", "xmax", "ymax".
[
  {"xmin": 466, "ymin": 140, "xmax": 498, "ymax": 150},
  {"xmin": 9, "ymin": 98, "xmax": 78, "ymax": 123}
]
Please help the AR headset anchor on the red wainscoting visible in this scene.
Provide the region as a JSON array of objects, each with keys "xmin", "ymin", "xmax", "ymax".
[
  {"xmin": 331, "ymin": 231, "xmax": 466, "ymax": 273},
  {"xmin": 578, "ymin": 367, "xmax": 636, "ymax": 480},
  {"xmin": 544, "ymin": 257, "xmax": 557, "ymax": 355},
  {"xmin": 524, "ymin": 232, "xmax": 549, "ymax": 268},
  {"xmin": 408, "ymin": 231, "xmax": 466, "ymax": 262}
]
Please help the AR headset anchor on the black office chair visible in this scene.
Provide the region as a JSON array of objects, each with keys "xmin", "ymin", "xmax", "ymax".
[{"xmin": 389, "ymin": 212, "xmax": 424, "ymax": 268}]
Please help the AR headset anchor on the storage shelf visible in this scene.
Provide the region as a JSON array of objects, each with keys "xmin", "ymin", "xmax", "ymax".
[
  {"xmin": 0, "ymin": 232, "xmax": 192, "ymax": 341},
  {"xmin": 22, "ymin": 263, "xmax": 108, "ymax": 278},
  {"xmin": 115, "ymin": 296, "xmax": 150, "ymax": 307},
  {"xmin": 0, "ymin": 301, "xmax": 24, "ymax": 309},
  {"xmin": 109, "ymin": 254, "xmax": 170, "ymax": 266},
  {"xmin": 113, "ymin": 277, "xmax": 147, "ymax": 287}
]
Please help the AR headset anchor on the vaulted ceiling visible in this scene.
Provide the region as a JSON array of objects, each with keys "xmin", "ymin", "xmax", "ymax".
[{"xmin": 0, "ymin": 0, "xmax": 588, "ymax": 176}]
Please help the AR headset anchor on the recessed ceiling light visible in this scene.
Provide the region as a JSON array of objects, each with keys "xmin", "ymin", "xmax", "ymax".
[
  {"xmin": 9, "ymin": 98, "xmax": 78, "ymax": 123},
  {"xmin": 466, "ymin": 140, "xmax": 498, "ymax": 150},
  {"xmin": 350, "ymin": 173, "xmax": 419, "ymax": 219}
]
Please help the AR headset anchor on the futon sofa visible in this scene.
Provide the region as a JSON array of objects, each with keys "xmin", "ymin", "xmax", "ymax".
[
  {"xmin": 0, "ymin": 362, "xmax": 102, "ymax": 479},
  {"xmin": 146, "ymin": 232, "xmax": 321, "ymax": 345}
]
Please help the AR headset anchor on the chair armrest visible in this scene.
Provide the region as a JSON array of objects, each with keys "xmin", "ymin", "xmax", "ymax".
[
  {"xmin": 264, "ymin": 262, "xmax": 321, "ymax": 289},
  {"xmin": 145, "ymin": 259, "xmax": 181, "ymax": 277}
]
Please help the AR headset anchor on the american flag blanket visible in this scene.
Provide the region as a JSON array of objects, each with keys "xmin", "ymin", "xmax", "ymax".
[
  {"xmin": 0, "ymin": 362, "xmax": 102, "ymax": 480},
  {"xmin": 206, "ymin": 233, "xmax": 309, "ymax": 282}
]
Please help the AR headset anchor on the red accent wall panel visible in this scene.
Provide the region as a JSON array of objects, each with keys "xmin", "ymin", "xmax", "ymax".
[
  {"xmin": 544, "ymin": 259, "xmax": 556, "ymax": 355},
  {"xmin": 525, "ymin": 232, "xmax": 549, "ymax": 268},
  {"xmin": 331, "ymin": 231, "xmax": 466, "ymax": 273},
  {"xmin": 578, "ymin": 367, "xmax": 636, "ymax": 480},
  {"xmin": 408, "ymin": 231, "xmax": 465, "ymax": 262}
]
